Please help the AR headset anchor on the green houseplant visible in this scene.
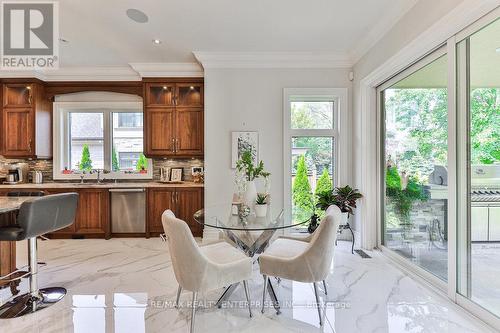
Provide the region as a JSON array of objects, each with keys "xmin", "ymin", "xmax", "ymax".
[
  {"xmin": 255, "ymin": 193, "xmax": 269, "ymax": 217},
  {"xmin": 236, "ymin": 150, "xmax": 270, "ymax": 208},
  {"xmin": 316, "ymin": 185, "xmax": 363, "ymax": 216}
]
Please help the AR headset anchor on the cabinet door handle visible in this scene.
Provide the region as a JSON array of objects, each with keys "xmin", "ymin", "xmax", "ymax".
[
  {"xmin": 172, "ymin": 138, "xmax": 176, "ymax": 153},
  {"xmin": 28, "ymin": 87, "xmax": 33, "ymax": 104},
  {"xmin": 29, "ymin": 139, "xmax": 32, "ymax": 153}
]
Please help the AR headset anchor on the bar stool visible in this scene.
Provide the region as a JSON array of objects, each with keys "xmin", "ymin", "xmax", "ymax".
[{"xmin": 0, "ymin": 193, "xmax": 78, "ymax": 319}]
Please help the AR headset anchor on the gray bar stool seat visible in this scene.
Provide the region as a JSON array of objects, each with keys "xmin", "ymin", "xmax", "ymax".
[{"xmin": 0, "ymin": 193, "xmax": 78, "ymax": 319}]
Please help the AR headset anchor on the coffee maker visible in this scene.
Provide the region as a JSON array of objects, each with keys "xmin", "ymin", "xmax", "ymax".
[{"xmin": 4, "ymin": 163, "xmax": 29, "ymax": 184}]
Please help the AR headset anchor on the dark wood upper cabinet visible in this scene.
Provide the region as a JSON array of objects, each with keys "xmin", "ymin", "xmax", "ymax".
[
  {"xmin": 1, "ymin": 81, "xmax": 51, "ymax": 158},
  {"xmin": 145, "ymin": 83, "xmax": 175, "ymax": 107},
  {"xmin": 144, "ymin": 79, "xmax": 204, "ymax": 158},
  {"xmin": 3, "ymin": 108, "xmax": 34, "ymax": 155},
  {"xmin": 145, "ymin": 108, "xmax": 175, "ymax": 155},
  {"xmin": 176, "ymin": 83, "xmax": 203, "ymax": 107},
  {"xmin": 3, "ymin": 84, "xmax": 33, "ymax": 108},
  {"xmin": 175, "ymin": 107, "xmax": 203, "ymax": 156}
]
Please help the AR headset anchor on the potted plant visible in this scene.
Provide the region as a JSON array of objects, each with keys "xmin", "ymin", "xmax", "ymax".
[
  {"xmin": 316, "ymin": 185, "xmax": 363, "ymax": 224},
  {"xmin": 236, "ymin": 150, "xmax": 270, "ymax": 208},
  {"xmin": 255, "ymin": 193, "xmax": 269, "ymax": 217}
]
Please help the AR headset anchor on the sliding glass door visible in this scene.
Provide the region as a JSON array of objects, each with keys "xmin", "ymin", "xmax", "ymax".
[
  {"xmin": 457, "ymin": 17, "xmax": 500, "ymax": 318},
  {"xmin": 378, "ymin": 11, "xmax": 500, "ymax": 326},
  {"xmin": 380, "ymin": 50, "xmax": 449, "ymax": 281}
]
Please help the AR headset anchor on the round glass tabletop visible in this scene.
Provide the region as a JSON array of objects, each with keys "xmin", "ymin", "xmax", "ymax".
[{"xmin": 193, "ymin": 203, "xmax": 312, "ymax": 231}]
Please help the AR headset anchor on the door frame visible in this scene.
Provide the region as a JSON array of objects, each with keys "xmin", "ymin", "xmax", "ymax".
[{"xmin": 363, "ymin": 5, "xmax": 500, "ymax": 329}]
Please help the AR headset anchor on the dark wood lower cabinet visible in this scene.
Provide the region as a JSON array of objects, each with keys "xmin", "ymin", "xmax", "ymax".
[
  {"xmin": 146, "ymin": 187, "xmax": 175, "ymax": 235},
  {"xmin": 176, "ymin": 187, "xmax": 204, "ymax": 237},
  {"xmin": 146, "ymin": 187, "xmax": 204, "ymax": 237},
  {"xmin": 0, "ymin": 188, "xmax": 110, "ymax": 239},
  {"xmin": 0, "ymin": 212, "xmax": 18, "ymax": 293},
  {"xmin": 46, "ymin": 188, "xmax": 110, "ymax": 239},
  {"xmin": 0, "ymin": 186, "xmax": 203, "ymax": 239}
]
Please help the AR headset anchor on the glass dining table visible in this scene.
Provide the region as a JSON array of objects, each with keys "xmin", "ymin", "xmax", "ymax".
[{"xmin": 194, "ymin": 203, "xmax": 311, "ymax": 313}]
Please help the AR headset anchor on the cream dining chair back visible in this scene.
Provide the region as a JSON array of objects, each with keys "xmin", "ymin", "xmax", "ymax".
[
  {"xmin": 258, "ymin": 205, "xmax": 342, "ymax": 325},
  {"xmin": 162, "ymin": 210, "xmax": 253, "ymax": 333}
]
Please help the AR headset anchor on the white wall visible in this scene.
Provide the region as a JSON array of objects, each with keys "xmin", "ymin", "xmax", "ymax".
[
  {"xmin": 351, "ymin": 0, "xmax": 472, "ymax": 244},
  {"xmin": 204, "ymin": 68, "xmax": 352, "ymax": 222}
]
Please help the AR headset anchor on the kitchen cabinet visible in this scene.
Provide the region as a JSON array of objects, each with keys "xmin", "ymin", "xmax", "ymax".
[
  {"xmin": 1, "ymin": 81, "xmax": 51, "ymax": 158},
  {"xmin": 175, "ymin": 187, "xmax": 204, "ymax": 237},
  {"xmin": 146, "ymin": 187, "xmax": 175, "ymax": 235},
  {"xmin": 0, "ymin": 188, "xmax": 110, "ymax": 239},
  {"xmin": 145, "ymin": 108, "xmax": 175, "ymax": 155},
  {"xmin": 45, "ymin": 188, "xmax": 110, "ymax": 239},
  {"xmin": 73, "ymin": 189, "xmax": 110, "ymax": 237},
  {"xmin": 146, "ymin": 187, "xmax": 203, "ymax": 237},
  {"xmin": 143, "ymin": 79, "xmax": 204, "ymax": 158}
]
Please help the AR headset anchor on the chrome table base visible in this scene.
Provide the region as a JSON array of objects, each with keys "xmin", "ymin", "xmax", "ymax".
[{"xmin": 0, "ymin": 287, "xmax": 66, "ymax": 319}]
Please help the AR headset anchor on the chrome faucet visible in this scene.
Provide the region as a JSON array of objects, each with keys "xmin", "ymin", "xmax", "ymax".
[{"xmin": 91, "ymin": 169, "xmax": 110, "ymax": 184}]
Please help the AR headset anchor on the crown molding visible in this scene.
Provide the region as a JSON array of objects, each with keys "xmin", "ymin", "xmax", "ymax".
[
  {"xmin": 349, "ymin": 0, "xmax": 419, "ymax": 65},
  {"xmin": 0, "ymin": 66, "xmax": 140, "ymax": 81},
  {"xmin": 193, "ymin": 52, "xmax": 353, "ymax": 69},
  {"xmin": 129, "ymin": 62, "xmax": 204, "ymax": 77}
]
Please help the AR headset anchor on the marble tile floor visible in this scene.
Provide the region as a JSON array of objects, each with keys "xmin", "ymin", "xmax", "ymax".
[{"xmin": 0, "ymin": 238, "xmax": 495, "ymax": 333}]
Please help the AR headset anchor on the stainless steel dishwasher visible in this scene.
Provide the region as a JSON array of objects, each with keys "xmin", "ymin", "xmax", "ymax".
[{"xmin": 110, "ymin": 188, "xmax": 146, "ymax": 233}]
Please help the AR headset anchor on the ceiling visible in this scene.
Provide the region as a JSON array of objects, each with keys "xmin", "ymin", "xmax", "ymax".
[{"xmin": 56, "ymin": 0, "xmax": 418, "ymax": 68}]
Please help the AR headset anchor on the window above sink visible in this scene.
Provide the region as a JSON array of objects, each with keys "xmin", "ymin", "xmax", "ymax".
[{"xmin": 52, "ymin": 92, "xmax": 152, "ymax": 180}]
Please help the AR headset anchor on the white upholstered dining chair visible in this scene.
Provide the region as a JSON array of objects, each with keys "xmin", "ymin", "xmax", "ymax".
[
  {"xmin": 258, "ymin": 205, "xmax": 341, "ymax": 326},
  {"xmin": 161, "ymin": 210, "xmax": 253, "ymax": 333}
]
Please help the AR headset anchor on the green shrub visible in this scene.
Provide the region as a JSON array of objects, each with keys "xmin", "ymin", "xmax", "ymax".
[
  {"xmin": 136, "ymin": 153, "xmax": 148, "ymax": 171},
  {"xmin": 293, "ymin": 156, "xmax": 314, "ymax": 219},
  {"xmin": 78, "ymin": 144, "xmax": 93, "ymax": 171},
  {"xmin": 386, "ymin": 165, "xmax": 427, "ymax": 221},
  {"xmin": 315, "ymin": 168, "xmax": 332, "ymax": 197}
]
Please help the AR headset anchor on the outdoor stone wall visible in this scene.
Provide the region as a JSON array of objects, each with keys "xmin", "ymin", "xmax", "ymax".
[{"xmin": 385, "ymin": 198, "xmax": 447, "ymax": 243}]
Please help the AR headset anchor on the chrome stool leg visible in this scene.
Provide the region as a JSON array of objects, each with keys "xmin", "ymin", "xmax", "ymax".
[
  {"xmin": 175, "ymin": 285, "xmax": 182, "ymax": 308},
  {"xmin": 0, "ymin": 238, "xmax": 66, "ymax": 319},
  {"xmin": 243, "ymin": 280, "xmax": 252, "ymax": 318}
]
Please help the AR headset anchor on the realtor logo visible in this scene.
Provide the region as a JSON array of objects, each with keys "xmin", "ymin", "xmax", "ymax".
[{"xmin": 1, "ymin": 1, "xmax": 59, "ymax": 69}]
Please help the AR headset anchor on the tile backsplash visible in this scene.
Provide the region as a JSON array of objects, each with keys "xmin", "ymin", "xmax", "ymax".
[{"xmin": 0, "ymin": 156, "xmax": 203, "ymax": 183}]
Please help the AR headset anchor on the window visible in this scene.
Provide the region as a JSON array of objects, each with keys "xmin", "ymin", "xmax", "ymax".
[
  {"xmin": 53, "ymin": 101, "xmax": 151, "ymax": 180},
  {"xmin": 456, "ymin": 18, "xmax": 500, "ymax": 318},
  {"xmin": 284, "ymin": 89, "xmax": 346, "ymax": 227},
  {"xmin": 379, "ymin": 50, "xmax": 448, "ymax": 281},
  {"xmin": 117, "ymin": 113, "xmax": 143, "ymax": 128},
  {"xmin": 70, "ymin": 112, "xmax": 104, "ymax": 170}
]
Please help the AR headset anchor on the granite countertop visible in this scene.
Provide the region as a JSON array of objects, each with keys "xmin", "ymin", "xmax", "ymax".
[
  {"xmin": 0, "ymin": 181, "xmax": 204, "ymax": 189},
  {"xmin": 0, "ymin": 197, "xmax": 34, "ymax": 213}
]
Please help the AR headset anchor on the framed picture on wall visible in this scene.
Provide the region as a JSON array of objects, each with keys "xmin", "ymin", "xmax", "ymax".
[
  {"xmin": 170, "ymin": 168, "xmax": 183, "ymax": 182},
  {"xmin": 231, "ymin": 131, "xmax": 258, "ymax": 168}
]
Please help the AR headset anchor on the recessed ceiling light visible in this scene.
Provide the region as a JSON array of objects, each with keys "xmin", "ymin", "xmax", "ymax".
[
  {"xmin": 496, "ymin": 47, "xmax": 500, "ymax": 53},
  {"xmin": 153, "ymin": 39, "xmax": 162, "ymax": 45},
  {"xmin": 59, "ymin": 38, "xmax": 69, "ymax": 44},
  {"xmin": 126, "ymin": 8, "xmax": 148, "ymax": 23}
]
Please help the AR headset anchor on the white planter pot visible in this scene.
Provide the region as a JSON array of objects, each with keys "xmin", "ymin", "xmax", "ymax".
[
  {"xmin": 340, "ymin": 212, "xmax": 349, "ymax": 225},
  {"xmin": 243, "ymin": 180, "xmax": 257, "ymax": 209},
  {"xmin": 255, "ymin": 204, "xmax": 268, "ymax": 218}
]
